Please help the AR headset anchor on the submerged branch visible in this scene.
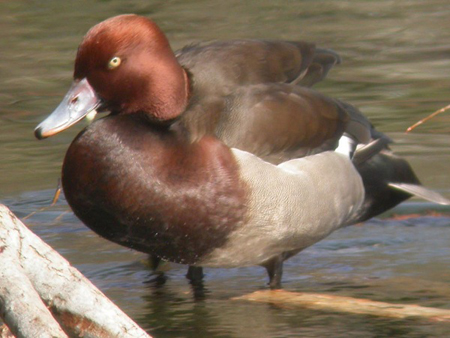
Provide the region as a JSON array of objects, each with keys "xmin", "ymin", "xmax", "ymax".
[{"xmin": 234, "ymin": 290, "xmax": 450, "ymax": 322}]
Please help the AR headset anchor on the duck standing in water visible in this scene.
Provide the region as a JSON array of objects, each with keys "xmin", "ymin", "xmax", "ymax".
[{"xmin": 35, "ymin": 15, "xmax": 449, "ymax": 288}]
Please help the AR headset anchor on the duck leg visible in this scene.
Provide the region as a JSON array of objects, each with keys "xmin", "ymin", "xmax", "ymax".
[
  {"xmin": 186, "ymin": 266, "xmax": 204, "ymax": 284},
  {"xmin": 263, "ymin": 251, "xmax": 301, "ymax": 289},
  {"xmin": 146, "ymin": 255, "xmax": 167, "ymax": 286},
  {"xmin": 263, "ymin": 255, "xmax": 285, "ymax": 289},
  {"xmin": 148, "ymin": 255, "xmax": 162, "ymax": 270}
]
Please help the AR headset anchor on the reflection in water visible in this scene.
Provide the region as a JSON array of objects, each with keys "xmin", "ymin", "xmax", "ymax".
[
  {"xmin": 142, "ymin": 277, "xmax": 215, "ymax": 336},
  {"xmin": 3, "ymin": 0, "xmax": 450, "ymax": 336}
]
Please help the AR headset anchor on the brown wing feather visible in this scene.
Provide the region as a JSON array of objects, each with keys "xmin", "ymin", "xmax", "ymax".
[
  {"xmin": 175, "ymin": 40, "xmax": 344, "ymax": 163},
  {"xmin": 295, "ymin": 48, "xmax": 342, "ymax": 87},
  {"xmin": 215, "ymin": 84, "xmax": 349, "ymax": 163},
  {"xmin": 177, "ymin": 40, "xmax": 317, "ymax": 95}
]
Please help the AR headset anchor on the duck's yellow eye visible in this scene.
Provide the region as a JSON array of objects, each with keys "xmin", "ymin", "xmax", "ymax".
[{"xmin": 108, "ymin": 56, "xmax": 121, "ymax": 70}]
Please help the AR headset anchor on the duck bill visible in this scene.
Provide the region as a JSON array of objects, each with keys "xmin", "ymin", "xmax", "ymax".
[{"xmin": 34, "ymin": 78, "xmax": 100, "ymax": 139}]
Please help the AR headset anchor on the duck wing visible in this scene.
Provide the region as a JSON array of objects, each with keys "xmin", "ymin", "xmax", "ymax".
[
  {"xmin": 175, "ymin": 39, "xmax": 343, "ymax": 160},
  {"xmin": 176, "ymin": 40, "xmax": 340, "ymax": 95},
  {"xmin": 216, "ymin": 84, "xmax": 349, "ymax": 163},
  {"xmin": 174, "ymin": 82, "xmax": 350, "ymax": 163}
]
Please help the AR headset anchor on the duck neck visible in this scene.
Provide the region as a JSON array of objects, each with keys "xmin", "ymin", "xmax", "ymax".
[{"xmin": 140, "ymin": 56, "xmax": 191, "ymax": 122}]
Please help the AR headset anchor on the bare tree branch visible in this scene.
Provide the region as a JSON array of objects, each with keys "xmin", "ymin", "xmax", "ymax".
[{"xmin": 0, "ymin": 204, "xmax": 151, "ymax": 337}]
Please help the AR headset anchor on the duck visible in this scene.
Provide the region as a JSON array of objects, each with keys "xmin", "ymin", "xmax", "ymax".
[{"xmin": 34, "ymin": 14, "xmax": 450, "ymax": 288}]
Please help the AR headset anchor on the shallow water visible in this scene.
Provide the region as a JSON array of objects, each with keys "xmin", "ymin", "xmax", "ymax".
[{"xmin": 2, "ymin": 1, "xmax": 450, "ymax": 337}]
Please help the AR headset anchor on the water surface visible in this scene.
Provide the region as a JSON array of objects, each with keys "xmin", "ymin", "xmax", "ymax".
[{"xmin": 2, "ymin": 1, "xmax": 450, "ymax": 337}]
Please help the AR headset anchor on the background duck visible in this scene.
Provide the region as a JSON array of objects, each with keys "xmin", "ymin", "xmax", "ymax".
[{"xmin": 35, "ymin": 14, "xmax": 449, "ymax": 288}]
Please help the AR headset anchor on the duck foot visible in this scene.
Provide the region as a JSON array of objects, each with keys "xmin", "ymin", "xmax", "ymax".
[
  {"xmin": 144, "ymin": 255, "xmax": 167, "ymax": 286},
  {"xmin": 145, "ymin": 272, "xmax": 168, "ymax": 287},
  {"xmin": 263, "ymin": 255, "xmax": 284, "ymax": 289},
  {"xmin": 186, "ymin": 266, "xmax": 204, "ymax": 284}
]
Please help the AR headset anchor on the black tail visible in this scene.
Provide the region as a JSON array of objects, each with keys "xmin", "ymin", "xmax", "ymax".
[
  {"xmin": 353, "ymin": 151, "xmax": 421, "ymax": 222},
  {"xmin": 336, "ymin": 100, "xmax": 450, "ymax": 223}
]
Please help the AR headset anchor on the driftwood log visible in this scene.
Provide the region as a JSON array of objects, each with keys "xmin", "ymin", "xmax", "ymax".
[
  {"xmin": 0, "ymin": 204, "xmax": 150, "ymax": 338},
  {"xmin": 234, "ymin": 290, "xmax": 450, "ymax": 322}
]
